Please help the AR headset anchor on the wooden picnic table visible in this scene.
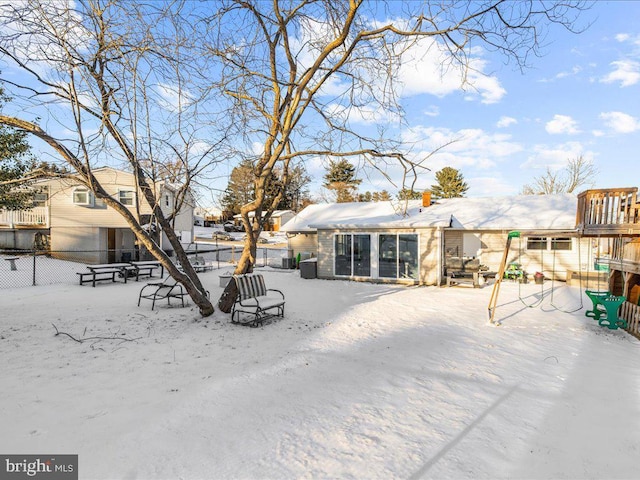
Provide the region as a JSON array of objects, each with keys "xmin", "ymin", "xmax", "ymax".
[
  {"xmin": 77, "ymin": 261, "xmax": 165, "ymax": 287},
  {"xmin": 129, "ymin": 260, "xmax": 164, "ymax": 280},
  {"xmin": 78, "ymin": 263, "xmax": 134, "ymax": 287}
]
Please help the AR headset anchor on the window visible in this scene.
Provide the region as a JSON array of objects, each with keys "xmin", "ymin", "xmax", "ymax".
[
  {"xmin": 353, "ymin": 235, "xmax": 371, "ymax": 277},
  {"xmin": 32, "ymin": 192, "xmax": 48, "ymax": 207},
  {"xmin": 399, "ymin": 234, "xmax": 419, "ymax": 280},
  {"xmin": 526, "ymin": 237, "xmax": 547, "ymax": 250},
  {"xmin": 379, "ymin": 234, "xmax": 398, "ymax": 278},
  {"xmin": 335, "ymin": 234, "xmax": 352, "ymax": 276},
  {"xmin": 119, "ymin": 190, "xmax": 135, "ymax": 206},
  {"xmin": 526, "ymin": 236, "xmax": 573, "ymax": 251},
  {"xmin": 379, "ymin": 233, "xmax": 419, "ymax": 279},
  {"xmin": 73, "ymin": 187, "xmax": 91, "ymax": 206},
  {"xmin": 334, "ymin": 234, "xmax": 371, "ymax": 277},
  {"xmin": 551, "ymin": 237, "xmax": 572, "ymax": 251}
]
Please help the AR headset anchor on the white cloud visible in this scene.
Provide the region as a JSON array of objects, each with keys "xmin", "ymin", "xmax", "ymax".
[
  {"xmin": 325, "ymin": 102, "xmax": 401, "ymax": 126},
  {"xmin": 378, "ymin": 36, "xmax": 506, "ymax": 104},
  {"xmin": 521, "ymin": 142, "xmax": 592, "ymax": 170},
  {"xmin": 555, "ymin": 65, "xmax": 583, "ymax": 79},
  {"xmin": 156, "ymin": 83, "xmax": 193, "ymax": 111},
  {"xmin": 601, "ymin": 60, "xmax": 640, "ymax": 87},
  {"xmin": 467, "ymin": 176, "xmax": 516, "ymax": 197},
  {"xmin": 423, "ymin": 106, "xmax": 440, "ymax": 117},
  {"xmin": 599, "ymin": 111, "xmax": 640, "ymax": 134},
  {"xmin": 401, "ymin": 126, "xmax": 522, "ymax": 172},
  {"xmin": 545, "ymin": 115, "xmax": 580, "ymax": 135},
  {"xmin": 467, "ymin": 66, "xmax": 507, "ymax": 104},
  {"xmin": 497, "ymin": 116, "xmax": 517, "ymax": 128},
  {"xmin": 615, "ymin": 33, "xmax": 640, "ymax": 46}
]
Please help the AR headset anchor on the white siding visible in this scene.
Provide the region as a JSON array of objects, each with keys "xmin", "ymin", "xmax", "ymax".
[
  {"xmin": 472, "ymin": 231, "xmax": 589, "ymax": 281},
  {"xmin": 288, "ymin": 233, "xmax": 318, "ymax": 261}
]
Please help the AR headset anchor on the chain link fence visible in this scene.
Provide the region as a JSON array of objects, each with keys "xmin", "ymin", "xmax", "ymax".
[{"xmin": 0, "ymin": 246, "xmax": 290, "ymax": 289}]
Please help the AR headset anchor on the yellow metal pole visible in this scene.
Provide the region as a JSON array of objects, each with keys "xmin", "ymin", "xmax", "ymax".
[{"xmin": 488, "ymin": 231, "xmax": 520, "ymax": 324}]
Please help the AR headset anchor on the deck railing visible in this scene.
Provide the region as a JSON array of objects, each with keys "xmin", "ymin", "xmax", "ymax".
[
  {"xmin": 0, "ymin": 207, "xmax": 49, "ymax": 228},
  {"xmin": 621, "ymin": 301, "xmax": 640, "ymax": 340},
  {"xmin": 576, "ymin": 188, "xmax": 639, "ymax": 236}
]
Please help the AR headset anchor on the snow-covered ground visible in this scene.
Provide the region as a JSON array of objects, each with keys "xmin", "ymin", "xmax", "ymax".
[
  {"xmin": 2, "ymin": 269, "xmax": 639, "ymax": 479},
  {"xmin": 193, "ymin": 225, "xmax": 288, "ymax": 246}
]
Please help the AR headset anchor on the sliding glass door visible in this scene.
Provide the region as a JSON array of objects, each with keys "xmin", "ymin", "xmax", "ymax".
[
  {"xmin": 335, "ymin": 234, "xmax": 371, "ymax": 277},
  {"xmin": 379, "ymin": 233, "xmax": 419, "ymax": 280}
]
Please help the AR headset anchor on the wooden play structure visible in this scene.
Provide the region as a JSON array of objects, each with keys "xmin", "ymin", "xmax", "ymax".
[{"xmin": 488, "ymin": 187, "xmax": 640, "ymax": 338}]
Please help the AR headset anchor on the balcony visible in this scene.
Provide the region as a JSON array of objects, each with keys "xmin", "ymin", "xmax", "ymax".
[
  {"xmin": 576, "ymin": 187, "xmax": 640, "ymax": 237},
  {"xmin": 0, "ymin": 207, "xmax": 50, "ymax": 228}
]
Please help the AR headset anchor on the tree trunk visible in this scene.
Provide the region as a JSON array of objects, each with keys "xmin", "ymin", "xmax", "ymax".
[
  {"xmin": 217, "ymin": 224, "xmax": 259, "ymax": 313},
  {"xmin": 217, "ymin": 277, "xmax": 237, "ymax": 313}
]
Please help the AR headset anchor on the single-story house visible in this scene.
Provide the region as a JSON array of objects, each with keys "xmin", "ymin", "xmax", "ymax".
[
  {"xmin": 233, "ymin": 210, "xmax": 295, "ymax": 231},
  {"xmin": 0, "ymin": 167, "xmax": 194, "ymax": 263},
  {"xmin": 281, "ymin": 193, "xmax": 593, "ymax": 286}
]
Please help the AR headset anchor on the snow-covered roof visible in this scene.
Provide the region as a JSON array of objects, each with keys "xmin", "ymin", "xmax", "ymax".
[{"xmin": 280, "ymin": 194, "xmax": 579, "ymax": 232}]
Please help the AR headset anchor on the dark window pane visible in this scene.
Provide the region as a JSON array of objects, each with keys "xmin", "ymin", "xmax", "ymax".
[
  {"xmin": 526, "ymin": 236, "xmax": 547, "ymax": 250},
  {"xmin": 551, "ymin": 237, "xmax": 572, "ymax": 251},
  {"xmin": 399, "ymin": 234, "xmax": 419, "ymax": 279},
  {"xmin": 379, "ymin": 234, "xmax": 397, "ymax": 278},
  {"xmin": 335, "ymin": 234, "xmax": 352, "ymax": 276},
  {"xmin": 354, "ymin": 235, "xmax": 371, "ymax": 277}
]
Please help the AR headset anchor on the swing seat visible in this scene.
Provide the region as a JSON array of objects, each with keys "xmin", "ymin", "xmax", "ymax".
[
  {"xmin": 585, "ymin": 290, "xmax": 610, "ymax": 320},
  {"xmin": 597, "ymin": 295, "xmax": 627, "ymax": 330},
  {"xmin": 504, "ymin": 263, "xmax": 524, "ymax": 281}
]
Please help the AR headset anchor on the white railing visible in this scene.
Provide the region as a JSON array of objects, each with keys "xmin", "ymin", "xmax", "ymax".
[{"xmin": 0, "ymin": 207, "xmax": 49, "ymax": 227}]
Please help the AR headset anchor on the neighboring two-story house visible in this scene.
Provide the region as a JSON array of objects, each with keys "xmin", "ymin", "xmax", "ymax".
[{"xmin": 0, "ymin": 167, "xmax": 194, "ymax": 264}]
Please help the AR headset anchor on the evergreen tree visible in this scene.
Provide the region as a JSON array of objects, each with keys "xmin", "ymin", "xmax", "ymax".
[
  {"xmin": 220, "ymin": 158, "xmax": 255, "ymax": 215},
  {"xmin": 0, "ymin": 87, "xmax": 39, "ymax": 210},
  {"xmin": 397, "ymin": 188, "xmax": 423, "ymax": 201},
  {"xmin": 357, "ymin": 191, "xmax": 372, "ymax": 202},
  {"xmin": 373, "ymin": 190, "xmax": 392, "ymax": 202},
  {"xmin": 323, "ymin": 159, "xmax": 361, "ymax": 203},
  {"xmin": 431, "ymin": 167, "xmax": 468, "ymax": 199},
  {"xmin": 283, "ymin": 164, "xmax": 312, "ymax": 211}
]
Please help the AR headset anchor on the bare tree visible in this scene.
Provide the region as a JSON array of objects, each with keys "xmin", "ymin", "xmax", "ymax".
[
  {"xmin": 0, "ymin": 0, "xmax": 590, "ymax": 315},
  {"xmin": 0, "ymin": 0, "xmax": 230, "ymax": 315},
  {"xmin": 522, "ymin": 155, "xmax": 597, "ymax": 194},
  {"xmin": 200, "ymin": 0, "xmax": 590, "ymax": 311}
]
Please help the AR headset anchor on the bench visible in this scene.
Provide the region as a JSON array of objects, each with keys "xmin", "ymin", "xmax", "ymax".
[
  {"xmin": 4, "ymin": 257, "xmax": 19, "ymax": 271},
  {"xmin": 446, "ymin": 271, "xmax": 482, "ymax": 288},
  {"xmin": 585, "ymin": 290, "xmax": 610, "ymax": 320},
  {"xmin": 231, "ymin": 273, "xmax": 285, "ymax": 327},
  {"xmin": 77, "ymin": 268, "xmax": 124, "ymax": 287},
  {"xmin": 190, "ymin": 255, "xmax": 213, "ymax": 273},
  {"xmin": 585, "ymin": 290, "xmax": 628, "ymax": 329},
  {"xmin": 130, "ymin": 264, "xmax": 160, "ymax": 281},
  {"xmin": 138, "ymin": 276, "xmax": 187, "ymax": 310}
]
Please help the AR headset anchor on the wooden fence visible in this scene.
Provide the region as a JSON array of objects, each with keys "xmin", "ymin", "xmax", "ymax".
[{"xmin": 621, "ymin": 301, "xmax": 640, "ymax": 339}]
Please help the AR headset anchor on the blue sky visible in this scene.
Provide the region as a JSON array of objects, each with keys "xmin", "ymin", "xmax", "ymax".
[
  {"xmin": 2, "ymin": 1, "xmax": 639, "ymax": 205},
  {"xmin": 305, "ymin": 0, "xmax": 640, "ymax": 200}
]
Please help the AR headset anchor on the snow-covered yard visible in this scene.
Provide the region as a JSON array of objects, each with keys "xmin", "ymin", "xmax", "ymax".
[{"xmin": 2, "ymin": 269, "xmax": 639, "ymax": 479}]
